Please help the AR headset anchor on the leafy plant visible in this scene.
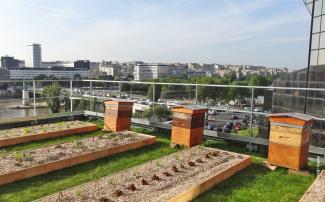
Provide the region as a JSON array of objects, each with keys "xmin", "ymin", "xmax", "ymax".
[
  {"xmin": 14, "ymin": 152, "xmax": 24, "ymax": 162},
  {"xmin": 23, "ymin": 128, "xmax": 31, "ymax": 134},
  {"xmin": 43, "ymin": 82, "xmax": 62, "ymax": 113}
]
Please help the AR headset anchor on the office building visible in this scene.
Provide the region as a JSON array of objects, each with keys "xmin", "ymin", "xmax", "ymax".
[
  {"xmin": 9, "ymin": 68, "xmax": 90, "ymax": 80},
  {"xmin": 25, "ymin": 43, "xmax": 42, "ymax": 68},
  {"xmin": 133, "ymin": 63, "xmax": 170, "ymax": 81},
  {"xmin": 0, "ymin": 67, "xmax": 10, "ymax": 80},
  {"xmin": 1, "ymin": 56, "xmax": 20, "ymax": 68},
  {"xmin": 74, "ymin": 60, "xmax": 90, "ymax": 69}
]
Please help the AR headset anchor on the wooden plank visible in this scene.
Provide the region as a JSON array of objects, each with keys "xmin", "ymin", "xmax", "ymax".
[
  {"xmin": 269, "ymin": 117, "xmax": 311, "ymax": 126},
  {"xmin": 171, "ymin": 127, "xmax": 204, "ymax": 147},
  {"xmin": 168, "ymin": 155, "xmax": 252, "ymax": 202},
  {"xmin": 0, "ymin": 124, "xmax": 97, "ymax": 148},
  {"xmin": 268, "ymin": 141, "xmax": 309, "ymax": 171},
  {"xmin": 0, "ymin": 134, "xmax": 156, "ymax": 186},
  {"xmin": 270, "ymin": 125, "xmax": 304, "ymax": 134},
  {"xmin": 269, "ymin": 130, "xmax": 309, "ymax": 147}
]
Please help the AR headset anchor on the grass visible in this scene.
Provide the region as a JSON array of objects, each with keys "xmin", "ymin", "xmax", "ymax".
[
  {"xmin": 0, "ymin": 127, "xmax": 178, "ymax": 202},
  {"xmin": 237, "ymin": 127, "xmax": 259, "ymax": 137},
  {"xmin": 0, "ymin": 120, "xmax": 322, "ymax": 202}
]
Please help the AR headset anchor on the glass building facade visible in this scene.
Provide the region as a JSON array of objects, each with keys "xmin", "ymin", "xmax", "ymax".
[{"xmin": 273, "ymin": 0, "xmax": 325, "ymax": 147}]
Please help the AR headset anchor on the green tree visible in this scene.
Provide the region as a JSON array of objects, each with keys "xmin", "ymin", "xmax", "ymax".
[
  {"xmin": 78, "ymin": 98, "xmax": 89, "ymax": 110},
  {"xmin": 148, "ymin": 83, "xmax": 162, "ymax": 102},
  {"xmin": 73, "ymin": 74, "xmax": 82, "ymax": 80},
  {"xmin": 143, "ymin": 105, "xmax": 171, "ymax": 121},
  {"xmin": 43, "ymin": 82, "xmax": 61, "ymax": 113}
]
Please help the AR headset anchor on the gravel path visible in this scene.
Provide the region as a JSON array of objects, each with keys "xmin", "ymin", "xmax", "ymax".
[
  {"xmin": 38, "ymin": 147, "xmax": 249, "ymax": 202},
  {"xmin": 300, "ymin": 170, "xmax": 325, "ymax": 202}
]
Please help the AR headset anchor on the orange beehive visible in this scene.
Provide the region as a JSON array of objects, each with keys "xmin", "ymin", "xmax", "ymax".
[
  {"xmin": 267, "ymin": 113, "xmax": 313, "ymax": 171},
  {"xmin": 171, "ymin": 105, "xmax": 208, "ymax": 147},
  {"xmin": 104, "ymin": 99, "xmax": 134, "ymax": 132}
]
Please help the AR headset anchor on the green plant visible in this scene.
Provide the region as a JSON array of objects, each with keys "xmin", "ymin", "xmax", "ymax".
[
  {"xmin": 14, "ymin": 152, "xmax": 24, "ymax": 162},
  {"xmin": 24, "ymin": 153, "xmax": 34, "ymax": 161},
  {"xmin": 43, "ymin": 82, "xmax": 62, "ymax": 113},
  {"xmin": 23, "ymin": 128, "xmax": 31, "ymax": 134}
]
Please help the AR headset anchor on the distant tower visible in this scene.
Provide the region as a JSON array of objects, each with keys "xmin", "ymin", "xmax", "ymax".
[{"xmin": 25, "ymin": 43, "xmax": 42, "ymax": 68}]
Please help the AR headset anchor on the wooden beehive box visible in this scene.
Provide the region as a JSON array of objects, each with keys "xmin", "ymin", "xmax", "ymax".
[
  {"xmin": 104, "ymin": 99, "xmax": 134, "ymax": 132},
  {"xmin": 267, "ymin": 113, "xmax": 313, "ymax": 171},
  {"xmin": 171, "ymin": 105, "xmax": 208, "ymax": 147}
]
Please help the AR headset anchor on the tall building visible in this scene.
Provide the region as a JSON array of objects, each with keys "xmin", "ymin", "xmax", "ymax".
[
  {"xmin": 1, "ymin": 56, "xmax": 20, "ymax": 68},
  {"xmin": 25, "ymin": 43, "xmax": 42, "ymax": 68}
]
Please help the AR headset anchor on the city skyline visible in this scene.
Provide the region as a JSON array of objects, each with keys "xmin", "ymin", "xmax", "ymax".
[{"xmin": 0, "ymin": 0, "xmax": 310, "ymax": 68}]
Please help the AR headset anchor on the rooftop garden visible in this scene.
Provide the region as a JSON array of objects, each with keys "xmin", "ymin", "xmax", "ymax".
[{"xmin": 0, "ymin": 119, "xmax": 323, "ymax": 202}]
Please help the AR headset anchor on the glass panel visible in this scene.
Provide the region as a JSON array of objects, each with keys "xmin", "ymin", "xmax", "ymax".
[
  {"xmin": 312, "ymin": 33, "xmax": 320, "ymax": 49},
  {"xmin": 320, "ymin": 32, "xmax": 325, "ymax": 48},
  {"xmin": 307, "ymin": 3, "xmax": 313, "ymax": 15},
  {"xmin": 310, "ymin": 50, "xmax": 319, "ymax": 66},
  {"xmin": 313, "ymin": 16, "xmax": 321, "ymax": 33},
  {"xmin": 318, "ymin": 49, "xmax": 325, "ymax": 65},
  {"xmin": 314, "ymin": 0, "xmax": 322, "ymax": 16}
]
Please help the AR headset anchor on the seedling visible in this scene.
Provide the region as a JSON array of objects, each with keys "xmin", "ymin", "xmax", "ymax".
[
  {"xmin": 141, "ymin": 179, "xmax": 149, "ymax": 185},
  {"xmin": 152, "ymin": 175, "xmax": 161, "ymax": 181},
  {"xmin": 24, "ymin": 153, "xmax": 34, "ymax": 161},
  {"xmin": 172, "ymin": 165, "xmax": 178, "ymax": 172},
  {"xmin": 112, "ymin": 190, "xmax": 123, "ymax": 197},
  {"xmin": 188, "ymin": 161, "xmax": 196, "ymax": 167},
  {"xmin": 14, "ymin": 152, "xmax": 24, "ymax": 162},
  {"xmin": 23, "ymin": 128, "xmax": 31, "ymax": 134},
  {"xmin": 163, "ymin": 172, "xmax": 171, "ymax": 177},
  {"xmin": 127, "ymin": 184, "xmax": 136, "ymax": 191}
]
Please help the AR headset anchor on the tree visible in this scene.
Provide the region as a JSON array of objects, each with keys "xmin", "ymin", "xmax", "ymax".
[
  {"xmin": 78, "ymin": 98, "xmax": 89, "ymax": 110},
  {"xmin": 43, "ymin": 82, "xmax": 61, "ymax": 113},
  {"xmin": 148, "ymin": 84, "xmax": 162, "ymax": 102},
  {"xmin": 143, "ymin": 105, "xmax": 171, "ymax": 121},
  {"xmin": 73, "ymin": 74, "xmax": 82, "ymax": 80},
  {"xmin": 34, "ymin": 74, "xmax": 48, "ymax": 80}
]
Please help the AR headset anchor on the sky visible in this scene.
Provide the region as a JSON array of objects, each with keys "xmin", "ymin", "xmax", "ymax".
[{"xmin": 0, "ymin": 0, "xmax": 311, "ymax": 69}]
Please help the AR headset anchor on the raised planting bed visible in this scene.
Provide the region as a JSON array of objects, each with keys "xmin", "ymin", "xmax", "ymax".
[
  {"xmin": 0, "ymin": 121, "xmax": 97, "ymax": 147},
  {"xmin": 300, "ymin": 170, "xmax": 325, "ymax": 202},
  {"xmin": 38, "ymin": 146, "xmax": 251, "ymax": 202},
  {"xmin": 0, "ymin": 131, "xmax": 156, "ymax": 186}
]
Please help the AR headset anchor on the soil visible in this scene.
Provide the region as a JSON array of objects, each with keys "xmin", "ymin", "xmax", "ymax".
[
  {"xmin": 38, "ymin": 146, "xmax": 249, "ymax": 202},
  {"xmin": 0, "ymin": 131, "xmax": 148, "ymax": 175},
  {"xmin": 0, "ymin": 121, "xmax": 94, "ymax": 140},
  {"xmin": 300, "ymin": 170, "xmax": 325, "ymax": 202}
]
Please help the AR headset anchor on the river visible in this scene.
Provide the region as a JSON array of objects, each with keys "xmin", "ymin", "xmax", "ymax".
[{"xmin": 0, "ymin": 100, "xmax": 64, "ymax": 121}]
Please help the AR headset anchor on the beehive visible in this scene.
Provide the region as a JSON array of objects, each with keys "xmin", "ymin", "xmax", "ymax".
[
  {"xmin": 171, "ymin": 105, "xmax": 208, "ymax": 147},
  {"xmin": 267, "ymin": 113, "xmax": 313, "ymax": 171},
  {"xmin": 104, "ymin": 99, "xmax": 134, "ymax": 132}
]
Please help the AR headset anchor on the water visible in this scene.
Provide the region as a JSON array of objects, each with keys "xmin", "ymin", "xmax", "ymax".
[{"xmin": 0, "ymin": 100, "xmax": 62, "ymax": 121}]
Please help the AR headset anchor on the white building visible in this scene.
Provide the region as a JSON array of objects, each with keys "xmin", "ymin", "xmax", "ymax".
[
  {"xmin": 25, "ymin": 43, "xmax": 42, "ymax": 68},
  {"xmin": 9, "ymin": 68, "xmax": 90, "ymax": 80},
  {"xmin": 134, "ymin": 64, "xmax": 169, "ymax": 81}
]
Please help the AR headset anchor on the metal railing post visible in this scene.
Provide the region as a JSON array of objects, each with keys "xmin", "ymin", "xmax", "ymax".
[
  {"xmin": 119, "ymin": 82, "xmax": 121, "ymax": 97},
  {"xmin": 70, "ymin": 80, "xmax": 73, "ymax": 112},
  {"xmin": 195, "ymin": 84, "xmax": 198, "ymax": 105},
  {"xmin": 249, "ymin": 87, "xmax": 255, "ymax": 138},
  {"xmin": 33, "ymin": 80, "xmax": 36, "ymax": 116},
  {"xmin": 152, "ymin": 83, "xmax": 155, "ymax": 121}
]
